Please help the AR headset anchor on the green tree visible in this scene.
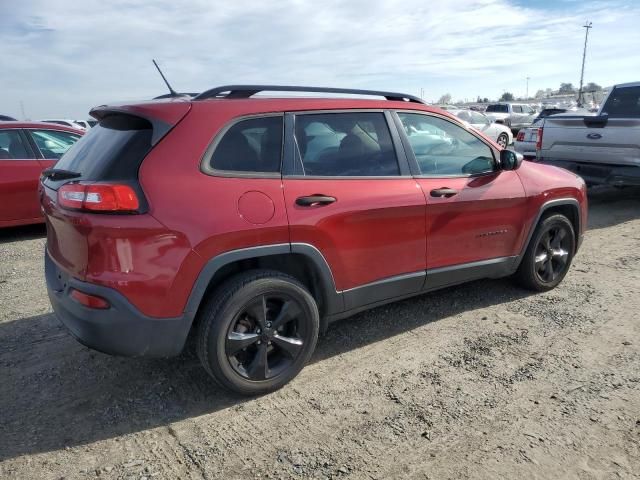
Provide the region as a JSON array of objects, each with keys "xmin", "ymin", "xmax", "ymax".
[
  {"xmin": 584, "ymin": 82, "xmax": 602, "ymax": 92},
  {"xmin": 534, "ymin": 89, "xmax": 546, "ymax": 99},
  {"xmin": 499, "ymin": 92, "xmax": 514, "ymax": 102},
  {"xmin": 559, "ymin": 83, "xmax": 576, "ymax": 94},
  {"xmin": 437, "ymin": 93, "xmax": 452, "ymax": 104}
]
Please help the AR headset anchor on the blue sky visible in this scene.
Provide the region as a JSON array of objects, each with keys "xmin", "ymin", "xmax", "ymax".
[{"xmin": 1, "ymin": 0, "xmax": 638, "ymax": 119}]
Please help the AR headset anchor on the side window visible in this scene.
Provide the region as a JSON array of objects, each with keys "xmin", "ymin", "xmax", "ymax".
[
  {"xmin": 29, "ymin": 130, "xmax": 81, "ymax": 159},
  {"xmin": 0, "ymin": 130, "xmax": 32, "ymax": 160},
  {"xmin": 294, "ymin": 112, "xmax": 399, "ymax": 176},
  {"xmin": 512, "ymin": 105, "xmax": 523, "ymax": 113},
  {"xmin": 208, "ymin": 116, "xmax": 283, "ymax": 173},
  {"xmin": 397, "ymin": 113, "xmax": 496, "ymax": 176}
]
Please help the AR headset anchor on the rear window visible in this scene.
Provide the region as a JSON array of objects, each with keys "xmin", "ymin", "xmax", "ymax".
[
  {"xmin": 538, "ymin": 109, "xmax": 567, "ymax": 118},
  {"xmin": 601, "ymin": 86, "xmax": 640, "ymax": 117},
  {"xmin": 486, "ymin": 104, "xmax": 508, "ymax": 113},
  {"xmin": 51, "ymin": 114, "xmax": 152, "ymax": 182}
]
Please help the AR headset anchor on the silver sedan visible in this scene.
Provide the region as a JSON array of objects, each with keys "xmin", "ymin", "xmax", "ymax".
[{"xmin": 450, "ymin": 109, "xmax": 513, "ymax": 148}]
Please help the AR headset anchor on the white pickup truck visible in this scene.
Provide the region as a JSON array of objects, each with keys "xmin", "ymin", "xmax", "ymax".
[{"xmin": 536, "ymin": 82, "xmax": 640, "ymax": 186}]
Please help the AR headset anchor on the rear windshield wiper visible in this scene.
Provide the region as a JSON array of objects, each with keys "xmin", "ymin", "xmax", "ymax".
[{"xmin": 42, "ymin": 168, "xmax": 81, "ymax": 181}]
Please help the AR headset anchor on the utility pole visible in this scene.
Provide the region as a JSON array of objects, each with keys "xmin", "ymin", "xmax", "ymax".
[
  {"xmin": 526, "ymin": 77, "xmax": 530, "ymax": 99},
  {"xmin": 577, "ymin": 21, "xmax": 593, "ymax": 107},
  {"xmin": 20, "ymin": 101, "xmax": 27, "ymax": 120}
]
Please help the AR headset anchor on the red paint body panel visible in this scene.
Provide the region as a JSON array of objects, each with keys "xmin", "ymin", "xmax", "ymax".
[
  {"xmin": 0, "ymin": 122, "xmax": 83, "ymax": 227},
  {"xmin": 417, "ymin": 171, "xmax": 528, "ymax": 269},
  {"xmin": 283, "ymin": 178, "xmax": 426, "ymax": 290}
]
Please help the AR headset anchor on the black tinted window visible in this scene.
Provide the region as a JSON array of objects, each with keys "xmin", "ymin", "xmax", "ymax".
[
  {"xmin": 209, "ymin": 116, "xmax": 282, "ymax": 173},
  {"xmin": 294, "ymin": 112, "xmax": 399, "ymax": 176},
  {"xmin": 601, "ymin": 86, "xmax": 640, "ymax": 117},
  {"xmin": 0, "ymin": 130, "xmax": 32, "ymax": 160},
  {"xmin": 52, "ymin": 114, "xmax": 152, "ymax": 181},
  {"xmin": 486, "ymin": 104, "xmax": 508, "ymax": 113},
  {"xmin": 398, "ymin": 113, "xmax": 495, "ymax": 176}
]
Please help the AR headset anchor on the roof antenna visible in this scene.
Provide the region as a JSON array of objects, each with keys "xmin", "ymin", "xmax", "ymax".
[{"xmin": 153, "ymin": 59, "xmax": 178, "ymax": 97}]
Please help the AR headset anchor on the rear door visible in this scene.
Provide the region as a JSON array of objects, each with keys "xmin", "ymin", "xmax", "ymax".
[
  {"xmin": 394, "ymin": 112, "xmax": 528, "ymax": 281},
  {"xmin": 282, "ymin": 110, "xmax": 427, "ymax": 309},
  {"xmin": 0, "ymin": 129, "xmax": 42, "ymax": 224}
]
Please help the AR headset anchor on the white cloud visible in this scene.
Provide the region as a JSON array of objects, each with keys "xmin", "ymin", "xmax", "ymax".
[{"xmin": 0, "ymin": 0, "xmax": 638, "ymax": 118}]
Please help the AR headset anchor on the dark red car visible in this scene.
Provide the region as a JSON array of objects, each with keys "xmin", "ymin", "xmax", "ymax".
[
  {"xmin": 0, "ymin": 122, "xmax": 83, "ymax": 227},
  {"xmin": 41, "ymin": 86, "xmax": 587, "ymax": 395}
]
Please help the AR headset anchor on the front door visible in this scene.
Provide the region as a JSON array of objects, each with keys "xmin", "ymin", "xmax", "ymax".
[
  {"xmin": 394, "ymin": 112, "xmax": 528, "ymax": 283},
  {"xmin": 283, "ymin": 111, "xmax": 427, "ymax": 310}
]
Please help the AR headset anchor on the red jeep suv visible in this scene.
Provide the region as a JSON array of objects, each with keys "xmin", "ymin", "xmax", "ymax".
[{"xmin": 41, "ymin": 86, "xmax": 587, "ymax": 395}]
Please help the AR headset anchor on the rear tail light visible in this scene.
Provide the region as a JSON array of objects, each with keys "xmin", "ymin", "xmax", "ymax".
[
  {"xmin": 516, "ymin": 130, "xmax": 525, "ymax": 142},
  {"xmin": 58, "ymin": 183, "xmax": 140, "ymax": 212},
  {"xmin": 535, "ymin": 127, "xmax": 544, "ymax": 151},
  {"xmin": 70, "ymin": 289, "xmax": 110, "ymax": 309}
]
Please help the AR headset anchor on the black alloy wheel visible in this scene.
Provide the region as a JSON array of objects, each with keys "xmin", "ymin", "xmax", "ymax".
[
  {"xmin": 514, "ymin": 213, "xmax": 576, "ymax": 291},
  {"xmin": 533, "ymin": 225, "xmax": 571, "ymax": 283},
  {"xmin": 226, "ymin": 294, "xmax": 308, "ymax": 381},
  {"xmin": 197, "ymin": 270, "xmax": 319, "ymax": 395}
]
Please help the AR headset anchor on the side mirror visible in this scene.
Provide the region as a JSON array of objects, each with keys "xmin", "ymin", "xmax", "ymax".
[{"xmin": 500, "ymin": 149, "xmax": 523, "ymax": 170}]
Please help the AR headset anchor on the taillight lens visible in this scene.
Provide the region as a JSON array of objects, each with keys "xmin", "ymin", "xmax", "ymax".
[
  {"xmin": 516, "ymin": 130, "xmax": 525, "ymax": 142},
  {"xmin": 58, "ymin": 183, "xmax": 140, "ymax": 212},
  {"xmin": 535, "ymin": 127, "xmax": 543, "ymax": 150}
]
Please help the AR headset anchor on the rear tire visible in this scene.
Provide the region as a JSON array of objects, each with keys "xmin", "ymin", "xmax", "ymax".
[
  {"xmin": 514, "ymin": 214, "xmax": 576, "ymax": 291},
  {"xmin": 497, "ymin": 132, "xmax": 509, "ymax": 148},
  {"xmin": 196, "ymin": 270, "xmax": 319, "ymax": 395}
]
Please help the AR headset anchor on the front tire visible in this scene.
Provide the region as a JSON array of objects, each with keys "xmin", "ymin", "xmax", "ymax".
[
  {"xmin": 514, "ymin": 214, "xmax": 576, "ymax": 291},
  {"xmin": 196, "ymin": 270, "xmax": 319, "ymax": 395}
]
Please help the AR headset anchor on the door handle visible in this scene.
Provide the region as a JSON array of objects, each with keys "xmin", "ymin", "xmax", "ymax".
[
  {"xmin": 295, "ymin": 195, "xmax": 337, "ymax": 206},
  {"xmin": 430, "ymin": 188, "xmax": 459, "ymax": 198}
]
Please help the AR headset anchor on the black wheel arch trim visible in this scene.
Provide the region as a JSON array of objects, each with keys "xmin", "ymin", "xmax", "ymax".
[
  {"xmin": 184, "ymin": 243, "xmax": 344, "ymax": 321},
  {"xmin": 516, "ymin": 197, "xmax": 582, "ymax": 268}
]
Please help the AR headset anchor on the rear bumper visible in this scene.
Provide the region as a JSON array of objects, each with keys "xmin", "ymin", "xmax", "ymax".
[
  {"xmin": 538, "ymin": 159, "xmax": 640, "ymax": 187},
  {"xmin": 45, "ymin": 250, "xmax": 192, "ymax": 357}
]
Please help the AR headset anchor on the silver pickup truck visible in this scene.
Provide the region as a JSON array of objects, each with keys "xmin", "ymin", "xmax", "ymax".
[{"xmin": 536, "ymin": 82, "xmax": 640, "ymax": 186}]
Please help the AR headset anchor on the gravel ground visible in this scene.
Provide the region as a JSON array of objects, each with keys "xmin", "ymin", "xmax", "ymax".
[{"xmin": 0, "ymin": 186, "xmax": 639, "ymax": 480}]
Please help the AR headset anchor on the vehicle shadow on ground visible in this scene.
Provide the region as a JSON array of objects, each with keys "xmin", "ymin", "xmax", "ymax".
[
  {"xmin": 0, "ymin": 278, "xmax": 533, "ymax": 462},
  {"xmin": 0, "ymin": 223, "xmax": 46, "ymax": 244},
  {"xmin": 586, "ymin": 186, "xmax": 640, "ymax": 230}
]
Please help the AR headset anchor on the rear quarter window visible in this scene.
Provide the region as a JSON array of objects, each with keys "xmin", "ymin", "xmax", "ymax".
[{"xmin": 204, "ymin": 116, "xmax": 283, "ymax": 175}]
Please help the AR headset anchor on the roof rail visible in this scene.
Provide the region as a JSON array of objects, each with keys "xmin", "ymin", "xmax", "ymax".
[{"xmin": 193, "ymin": 85, "xmax": 425, "ymax": 104}]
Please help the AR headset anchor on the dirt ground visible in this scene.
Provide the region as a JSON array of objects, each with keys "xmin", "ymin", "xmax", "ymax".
[{"xmin": 1, "ymin": 186, "xmax": 639, "ymax": 480}]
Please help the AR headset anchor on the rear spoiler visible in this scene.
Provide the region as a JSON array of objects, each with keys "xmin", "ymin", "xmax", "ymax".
[{"xmin": 90, "ymin": 100, "xmax": 191, "ymax": 146}]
